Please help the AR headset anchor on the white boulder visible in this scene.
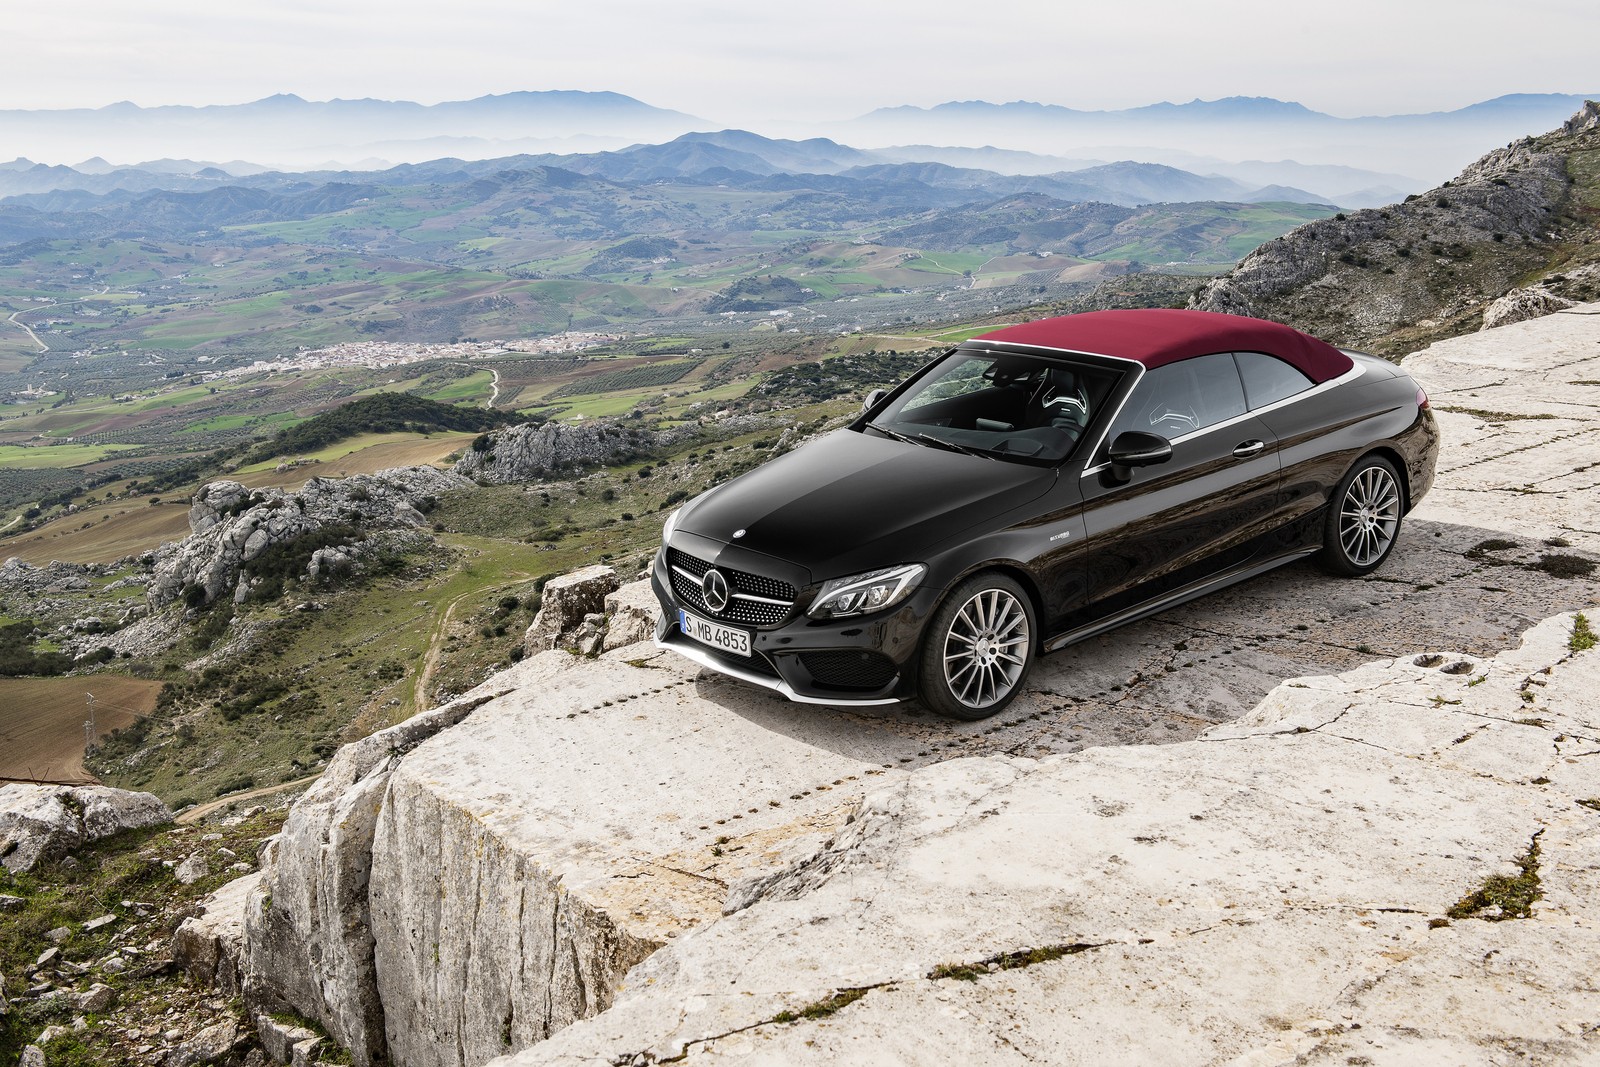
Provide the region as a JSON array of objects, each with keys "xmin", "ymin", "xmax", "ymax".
[{"xmin": 0, "ymin": 784, "xmax": 171, "ymax": 873}]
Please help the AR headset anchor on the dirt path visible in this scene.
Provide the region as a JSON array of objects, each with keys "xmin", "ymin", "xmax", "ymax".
[
  {"xmin": 5, "ymin": 307, "xmax": 49, "ymax": 352},
  {"xmin": 411, "ymin": 574, "xmax": 532, "ymax": 714},
  {"xmin": 176, "ymin": 774, "xmax": 323, "ymax": 825},
  {"xmin": 413, "ymin": 595, "xmax": 467, "ymax": 712}
]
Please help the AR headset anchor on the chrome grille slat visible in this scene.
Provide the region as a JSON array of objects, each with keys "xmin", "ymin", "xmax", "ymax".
[{"xmin": 731, "ymin": 592, "xmax": 789, "ymax": 606}]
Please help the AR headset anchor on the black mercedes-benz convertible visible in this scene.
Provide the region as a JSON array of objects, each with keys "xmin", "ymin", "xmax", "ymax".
[{"xmin": 652, "ymin": 309, "xmax": 1439, "ymax": 719}]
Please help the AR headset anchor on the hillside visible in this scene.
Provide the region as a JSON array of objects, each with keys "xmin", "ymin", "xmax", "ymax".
[
  {"xmin": 0, "ymin": 141, "xmax": 1337, "ymax": 358},
  {"xmin": 243, "ymin": 392, "xmax": 514, "ymax": 463},
  {"xmin": 1192, "ymin": 101, "xmax": 1600, "ymax": 355}
]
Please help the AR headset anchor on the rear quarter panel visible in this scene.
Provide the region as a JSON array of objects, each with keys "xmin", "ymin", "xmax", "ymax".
[{"xmin": 1259, "ymin": 371, "xmax": 1434, "ymax": 532}]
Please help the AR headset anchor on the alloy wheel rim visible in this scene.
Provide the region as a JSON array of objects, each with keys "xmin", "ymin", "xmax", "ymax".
[
  {"xmin": 1339, "ymin": 466, "xmax": 1400, "ymax": 567},
  {"xmin": 943, "ymin": 588, "xmax": 1030, "ymax": 709}
]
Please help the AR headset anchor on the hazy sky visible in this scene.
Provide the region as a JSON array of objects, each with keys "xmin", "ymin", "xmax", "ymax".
[{"xmin": 5, "ymin": 0, "xmax": 1596, "ymax": 124}]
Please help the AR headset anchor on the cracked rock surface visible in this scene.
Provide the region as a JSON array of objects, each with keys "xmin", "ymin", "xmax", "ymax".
[{"xmin": 490, "ymin": 610, "xmax": 1600, "ymax": 1066}]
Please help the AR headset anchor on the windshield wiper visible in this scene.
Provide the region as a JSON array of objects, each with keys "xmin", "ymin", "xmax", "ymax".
[
  {"xmin": 915, "ymin": 432, "xmax": 997, "ymax": 461},
  {"xmin": 867, "ymin": 421, "xmax": 921, "ymax": 447},
  {"xmin": 869, "ymin": 421, "xmax": 997, "ymax": 460}
]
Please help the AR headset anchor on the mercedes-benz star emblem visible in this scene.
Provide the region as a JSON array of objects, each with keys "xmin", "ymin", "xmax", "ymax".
[{"xmin": 701, "ymin": 568, "xmax": 730, "ymax": 613}]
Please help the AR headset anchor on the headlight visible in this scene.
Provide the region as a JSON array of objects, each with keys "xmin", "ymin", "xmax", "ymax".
[
  {"xmin": 662, "ymin": 506, "xmax": 682, "ymax": 543},
  {"xmin": 808, "ymin": 563, "xmax": 926, "ymax": 620}
]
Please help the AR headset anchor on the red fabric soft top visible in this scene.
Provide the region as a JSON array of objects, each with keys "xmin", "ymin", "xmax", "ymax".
[{"xmin": 975, "ymin": 309, "xmax": 1353, "ymax": 384}]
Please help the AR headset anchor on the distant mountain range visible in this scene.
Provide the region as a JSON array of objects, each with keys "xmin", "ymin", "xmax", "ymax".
[
  {"xmin": 827, "ymin": 93, "xmax": 1600, "ymax": 183},
  {"xmin": 0, "ymin": 91, "xmax": 703, "ymax": 172},
  {"xmin": 0, "ymin": 128, "xmax": 1408, "ymax": 211},
  {"xmin": 0, "ymin": 90, "xmax": 1594, "ymax": 186}
]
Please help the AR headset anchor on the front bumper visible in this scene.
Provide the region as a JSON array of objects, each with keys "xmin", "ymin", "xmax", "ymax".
[{"xmin": 651, "ymin": 546, "xmax": 936, "ymax": 706}]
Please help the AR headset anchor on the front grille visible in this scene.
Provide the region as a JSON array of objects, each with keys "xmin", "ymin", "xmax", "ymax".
[
  {"xmin": 667, "ymin": 547, "xmax": 797, "ymax": 627},
  {"xmin": 800, "ymin": 650, "xmax": 899, "ymax": 691}
]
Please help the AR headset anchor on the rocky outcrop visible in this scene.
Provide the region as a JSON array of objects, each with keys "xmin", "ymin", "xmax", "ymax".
[
  {"xmin": 0, "ymin": 784, "xmax": 171, "ymax": 872},
  {"xmin": 149, "ymin": 465, "xmax": 471, "ymax": 606},
  {"xmin": 242, "ymin": 687, "xmax": 512, "ymax": 1066},
  {"xmin": 1191, "ymin": 103, "xmax": 1598, "ymax": 355},
  {"xmin": 1566, "ymin": 98, "xmax": 1600, "ymax": 135},
  {"xmin": 1481, "ymin": 282, "xmax": 1577, "ymax": 329},
  {"xmin": 601, "ymin": 580, "xmax": 658, "ymax": 651},
  {"xmin": 0, "ymin": 557, "xmax": 111, "ymax": 596},
  {"xmin": 455, "ymin": 420, "xmax": 655, "ymax": 485},
  {"xmin": 522, "ymin": 565, "xmax": 620, "ymax": 654}
]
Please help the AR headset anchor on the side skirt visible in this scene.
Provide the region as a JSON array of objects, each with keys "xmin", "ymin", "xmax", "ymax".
[{"xmin": 1041, "ymin": 547, "xmax": 1319, "ymax": 654}]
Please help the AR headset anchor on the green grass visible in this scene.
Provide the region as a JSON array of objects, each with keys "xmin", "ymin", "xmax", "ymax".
[
  {"xmin": 1572, "ymin": 613, "xmax": 1596, "ymax": 653},
  {"xmin": 0, "ymin": 443, "xmax": 141, "ymax": 469},
  {"xmin": 0, "ymin": 812, "xmax": 285, "ymax": 1063},
  {"xmin": 181, "ymin": 410, "xmax": 301, "ymax": 435},
  {"xmin": 232, "ymin": 431, "xmax": 444, "ymax": 471},
  {"xmin": 929, "ymin": 942, "xmax": 1099, "ymax": 982},
  {"xmin": 771, "ymin": 988, "xmax": 869, "ymax": 1024},
  {"xmin": 1447, "ymin": 835, "xmax": 1543, "ymax": 921},
  {"xmin": 420, "ymin": 370, "xmax": 495, "ymax": 404}
]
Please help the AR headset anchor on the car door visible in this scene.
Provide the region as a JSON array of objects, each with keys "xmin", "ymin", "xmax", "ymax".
[{"xmin": 1070, "ymin": 352, "xmax": 1282, "ymax": 625}]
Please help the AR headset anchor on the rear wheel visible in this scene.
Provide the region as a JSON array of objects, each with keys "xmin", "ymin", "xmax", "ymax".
[
  {"xmin": 917, "ymin": 573, "xmax": 1036, "ymax": 721},
  {"xmin": 1318, "ymin": 455, "xmax": 1403, "ymax": 576}
]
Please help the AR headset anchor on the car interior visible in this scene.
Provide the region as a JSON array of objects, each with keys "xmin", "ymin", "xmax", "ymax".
[{"xmin": 880, "ymin": 354, "xmax": 1120, "ymax": 462}]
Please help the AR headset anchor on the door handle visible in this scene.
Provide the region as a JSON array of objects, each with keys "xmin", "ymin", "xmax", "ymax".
[{"xmin": 1232, "ymin": 440, "xmax": 1266, "ymax": 458}]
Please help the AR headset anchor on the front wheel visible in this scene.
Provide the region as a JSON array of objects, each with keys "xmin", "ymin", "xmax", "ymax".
[
  {"xmin": 1318, "ymin": 455, "xmax": 1404, "ymax": 576},
  {"xmin": 917, "ymin": 573, "xmax": 1036, "ymax": 721}
]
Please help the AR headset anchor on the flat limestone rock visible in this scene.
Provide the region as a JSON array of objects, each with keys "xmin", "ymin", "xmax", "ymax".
[
  {"xmin": 366, "ymin": 647, "xmax": 914, "ymax": 1067},
  {"xmin": 489, "ymin": 611, "xmax": 1600, "ymax": 1066},
  {"xmin": 1404, "ymin": 301, "xmax": 1600, "ymax": 550}
]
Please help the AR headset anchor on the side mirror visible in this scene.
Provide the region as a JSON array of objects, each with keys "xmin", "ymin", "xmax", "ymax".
[
  {"xmin": 1107, "ymin": 431, "xmax": 1172, "ymax": 483},
  {"xmin": 862, "ymin": 388, "xmax": 887, "ymax": 413}
]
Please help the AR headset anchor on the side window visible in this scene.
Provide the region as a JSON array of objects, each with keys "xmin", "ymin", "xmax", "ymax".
[
  {"xmin": 1107, "ymin": 352, "xmax": 1247, "ymax": 442},
  {"xmin": 1235, "ymin": 351, "xmax": 1312, "ymax": 409}
]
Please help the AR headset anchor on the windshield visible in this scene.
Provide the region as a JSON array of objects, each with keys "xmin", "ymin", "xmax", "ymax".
[{"xmin": 864, "ymin": 348, "xmax": 1122, "ymax": 464}]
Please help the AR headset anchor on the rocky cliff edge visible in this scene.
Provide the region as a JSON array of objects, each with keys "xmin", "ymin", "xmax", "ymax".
[{"xmin": 222, "ymin": 304, "xmax": 1600, "ymax": 1066}]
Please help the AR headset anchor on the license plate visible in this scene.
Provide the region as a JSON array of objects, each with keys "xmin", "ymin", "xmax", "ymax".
[{"xmin": 679, "ymin": 609, "xmax": 751, "ymax": 657}]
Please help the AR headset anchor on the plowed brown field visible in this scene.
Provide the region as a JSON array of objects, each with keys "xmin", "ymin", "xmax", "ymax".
[{"xmin": 0, "ymin": 675, "xmax": 162, "ymax": 784}]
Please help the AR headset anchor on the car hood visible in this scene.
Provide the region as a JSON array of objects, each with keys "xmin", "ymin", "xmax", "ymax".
[{"xmin": 677, "ymin": 429, "xmax": 1055, "ymax": 580}]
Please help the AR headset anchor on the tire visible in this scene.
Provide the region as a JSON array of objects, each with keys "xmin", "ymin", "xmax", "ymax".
[
  {"xmin": 1318, "ymin": 454, "xmax": 1404, "ymax": 576},
  {"xmin": 917, "ymin": 572, "xmax": 1037, "ymax": 721}
]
